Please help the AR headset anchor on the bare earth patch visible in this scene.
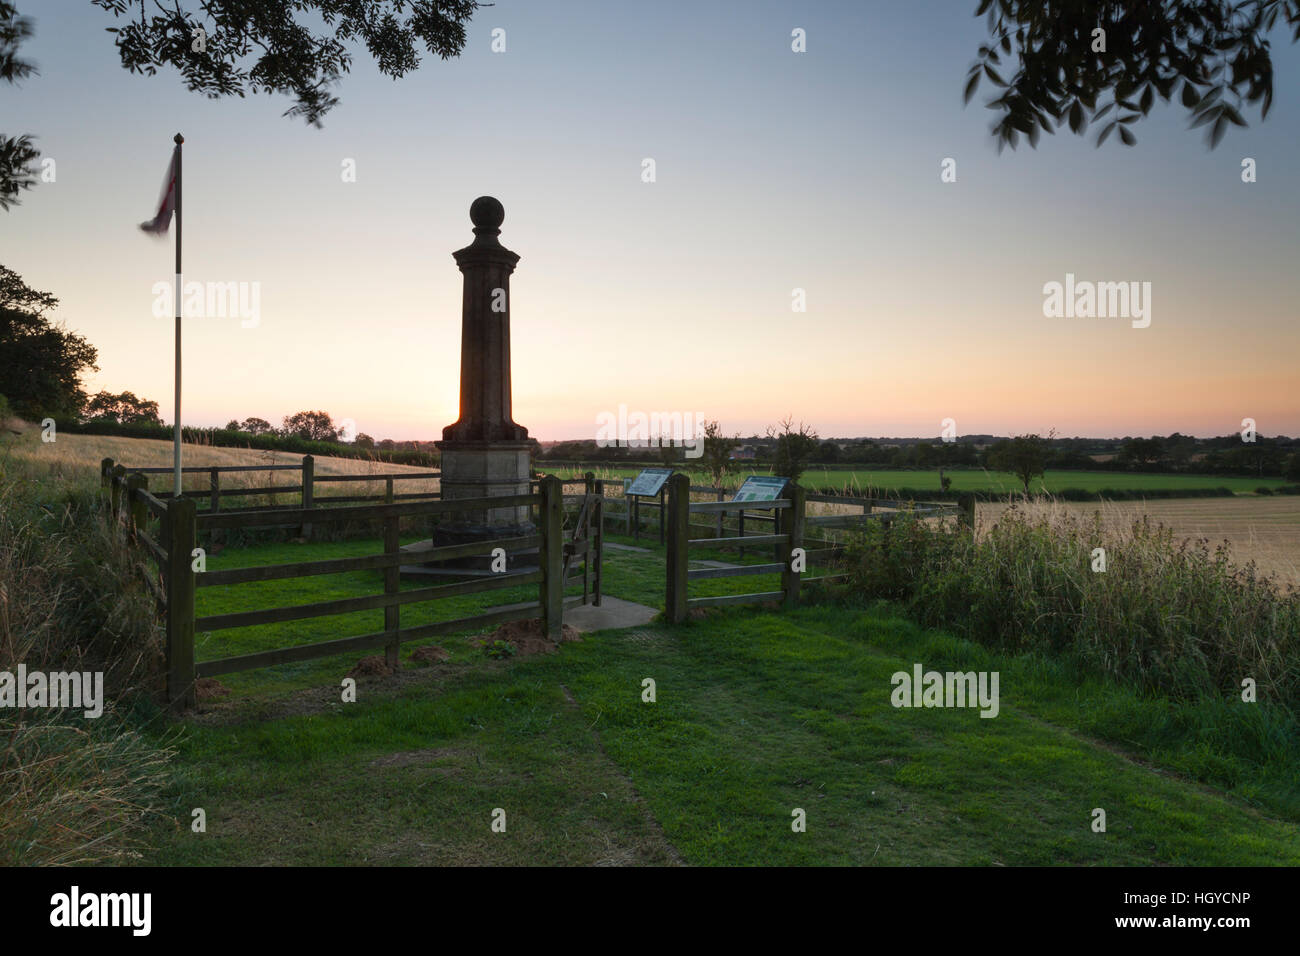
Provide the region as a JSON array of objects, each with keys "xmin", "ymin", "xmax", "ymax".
[
  {"xmin": 346, "ymin": 655, "xmax": 394, "ymax": 678},
  {"xmin": 473, "ymin": 618, "xmax": 582, "ymax": 657},
  {"xmin": 195, "ymin": 677, "xmax": 230, "ymax": 701},
  {"xmin": 409, "ymin": 645, "xmax": 449, "ymax": 665}
]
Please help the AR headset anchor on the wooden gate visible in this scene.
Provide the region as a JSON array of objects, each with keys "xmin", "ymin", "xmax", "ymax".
[{"xmin": 561, "ymin": 475, "xmax": 604, "ymax": 608}]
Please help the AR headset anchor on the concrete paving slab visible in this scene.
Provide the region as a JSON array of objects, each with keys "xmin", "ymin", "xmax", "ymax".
[{"xmin": 481, "ymin": 596, "xmax": 660, "ymax": 633}]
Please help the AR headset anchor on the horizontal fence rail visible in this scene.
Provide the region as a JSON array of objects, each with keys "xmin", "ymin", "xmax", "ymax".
[
  {"xmin": 196, "ymin": 493, "xmax": 537, "ymax": 530},
  {"xmin": 99, "ymin": 461, "xmax": 597, "ymax": 711},
  {"xmin": 664, "ymin": 473, "xmax": 970, "ymax": 622}
]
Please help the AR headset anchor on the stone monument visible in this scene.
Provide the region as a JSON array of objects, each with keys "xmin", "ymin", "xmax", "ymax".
[{"xmin": 430, "ymin": 197, "xmax": 535, "ymax": 560}]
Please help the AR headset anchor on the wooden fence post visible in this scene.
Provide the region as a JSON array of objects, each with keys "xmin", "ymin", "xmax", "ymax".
[
  {"xmin": 772, "ymin": 503, "xmax": 783, "ymax": 564},
  {"xmin": 583, "ymin": 473, "xmax": 595, "ymax": 603},
  {"xmin": 539, "ymin": 476, "xmax": 564, "ymax": 640},
  {"xmin": 208, "ymin": 467, "xmax": 221, "ymax": 549},
  {"xmin": 593, "ymin": 479, "xmax": 604, "ymax": 606},
  {"xmin": 164, "ymin": 497, "xmax": 197, "ymax": 711},
  {"xmin": 126, "ymin": 473, "xmax": 147, "ymax": 542},
  {"xmin": 781, "ymin": 484, "xmax": 806, "ymax": 610},
  {"xmin": 658, "ymin": 484, "xmax": 667, "ymax": 545},
  {"xmin": 101, "ymin": 458, "xmax": 115, "ymax": 526},
  {"xmin": 383, "ymin": 477, "xmax": 399, "ymax": 670},
  {"xmin": 736, "ymin": 499, "xmax": 744, "ymax": 559},
  {"xmin": 110, "ymin": 464, "xmax": 126, "ymax": 524},
  {"xmin": 957, "ymin": 493, "xmax": 975, "ymax": 539},
  {"xmin": 665, "ymin": 473, "xmax": 690, "ymax": 624},
  {"xmin": 300, "ymin": 455, "xmax": 314, "ymax": 540}
]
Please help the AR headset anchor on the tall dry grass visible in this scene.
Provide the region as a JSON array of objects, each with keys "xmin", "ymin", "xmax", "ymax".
[
  {"xmin": 844, "ymin": 498, "xmax": 1300, "ymax": 708},
  {"xmin": 1, "ymin": 437, "xmax": 177, "ymax": 865}
]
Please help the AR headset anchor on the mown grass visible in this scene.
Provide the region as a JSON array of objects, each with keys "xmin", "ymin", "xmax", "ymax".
[
  {"xmin": 190, "ymin": 527, "xmax": 783, "ymax": 698},
  {"xmin": 143, "ymin": 602, "xmax": 1300, "ymax": 866}
]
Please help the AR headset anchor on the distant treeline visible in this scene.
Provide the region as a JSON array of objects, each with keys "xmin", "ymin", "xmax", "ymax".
[
  {"xmin": 57, "ymin": 419, "xmax": 440, "ymax": 468},
  {"xmin": 542, "ymin": 433, "xmax": 1300, "ymax": 480}
]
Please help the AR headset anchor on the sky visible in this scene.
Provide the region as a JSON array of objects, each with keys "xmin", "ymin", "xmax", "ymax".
[{"xmin": 3, "ymin": 0, "xmax": 1298, "ymax": 441}]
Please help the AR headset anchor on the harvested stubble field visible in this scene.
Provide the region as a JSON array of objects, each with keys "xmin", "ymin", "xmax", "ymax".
[
  {"xmin": 5, "ymin": 432, "xmax": 442, "ymax": 499},
  {"xmin": 978, "ymin": 497, "xmax": 1300, "ymax": 590}
]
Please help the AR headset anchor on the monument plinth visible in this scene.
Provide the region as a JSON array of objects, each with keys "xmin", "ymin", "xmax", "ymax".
[{"xmin": 432, "ymin": 197, "xmax": 535, "ymax": 556}]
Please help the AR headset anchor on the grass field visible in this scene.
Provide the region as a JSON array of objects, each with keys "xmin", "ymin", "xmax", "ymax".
[
  {"xmin": 147, "ymin": 589, "xmax": 1300, "ymax": 866},
  {"xmin": 126, "ymin": 529, "xmax": 1300, "ymax": 866},
  {"xmin": 547, "ymin": 463, "xmax": 1284, "ymax": 496}
]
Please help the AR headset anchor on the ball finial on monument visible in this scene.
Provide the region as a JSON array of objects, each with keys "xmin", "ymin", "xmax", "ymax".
[{"xmin": 470, "ymin": 196, "xmax": 505, "ymax": 234}]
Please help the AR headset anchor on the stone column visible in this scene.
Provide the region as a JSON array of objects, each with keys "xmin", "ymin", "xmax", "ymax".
[{"xmin": 434, "ymin": 197, "xmax": 535, "ymax": 551}]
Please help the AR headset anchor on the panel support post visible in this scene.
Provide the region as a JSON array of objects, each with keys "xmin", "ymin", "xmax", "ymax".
[
  {"xmin": 665, "ymin": 473, "xmax": 690, "ymax": 624},
  {"xmin": 780, "ymin": 484, "xmax": 805, "ymax": 610},
  {"xmin": 539, "ymin": 476, "xmax": 564, "ymax": 639}
]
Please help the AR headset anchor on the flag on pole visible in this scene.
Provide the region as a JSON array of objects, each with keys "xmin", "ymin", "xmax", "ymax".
[
  {"xmin": 140, "ymin": 147, "xmax": 179, "ymax": 235},
  {"xmin": 140, "ymin": 134, "xmax": 184, "ymax": 498}
]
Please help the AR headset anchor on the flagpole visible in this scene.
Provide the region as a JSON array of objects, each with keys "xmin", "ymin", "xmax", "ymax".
[{"xmin": 173, "ymin": 132, "xmax": 184, "ymax": 498}]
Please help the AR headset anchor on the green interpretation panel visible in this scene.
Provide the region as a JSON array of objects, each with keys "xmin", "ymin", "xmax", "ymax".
[
  {"xmin": 733, "ymin": 476, "xmax": 790, "ymax": 502},
  {"xmin": 626, "ymin": 467, "xmax": 674, "ymax": 497}
]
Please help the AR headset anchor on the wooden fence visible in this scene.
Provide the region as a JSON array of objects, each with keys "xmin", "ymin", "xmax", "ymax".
[
  {"xmin": 663, "ymin": 473, "xmax": 971, "ymax": 623},
  {"xmin": 101, "ymin": 459, "xmax": 598, "ymax": 711},
  {"xmin": 563, "ymin": 475, "xmax": 970, "ymax": 548}
]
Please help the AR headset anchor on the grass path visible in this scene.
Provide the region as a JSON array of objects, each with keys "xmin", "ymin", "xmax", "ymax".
[{"xmin": 146, "ymin": 603, "xmax": 1300, "ymax": 866}]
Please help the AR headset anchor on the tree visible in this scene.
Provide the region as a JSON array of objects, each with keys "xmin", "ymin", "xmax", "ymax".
[
  {"xmin": 768, "ymin": 416, "xmax": 820, "ymax": 485},
  {"xmin": 987, "ymin": 434, "xmax": 1049, "ymax": 494},
  {"xmin": 1118, "ymin": 436, "xmax": 1167, "ymax": 468},
  {"xmin": 0, "ymin": 265, "xmax": 98, "ymax": 420},
  {"xmin": 818, "ymin": 440, "xmax": 841, "ymax": 463},
  {"xmin": 238, "ymin": 416, "xmax": 274, "ymax": 435},
  {"xmin": 281, "ymin": 410, "xmax": 337, "ymax": 442},
  {"xmin": 0, "ymin": 3, "xmax": 38, "ymax": 210},
  {"xmin": 656, "ymin": 434, "xmax": 678, "ymax": 466},
  {"xmin": 699, "ymin": 420, "xmax": 739, "ymax": 535},
  {"xmin": 84, "ymin": 389, "xmax": 161, "ymax": 425},
  {"xmin": 1285, "ymin": 452, "xmax": 1300, "ymax": 483},
  {"xmin": 3, "ymin": 1, "xmax": 481, "ymax": 207},
  {"xmin": 966, "ymin": 0, "xmax": 1300, "ymax": 151},
  {"xmin": 93, "ymin": 0, "xmax": 481, "ymax": 126},
  {"xmin": 354, "ymin": 432, "xmax": 375, "ymax": 449},
  {"xmin": 701, "ymin": 421, "xmax": 740, "ymax": 489}
]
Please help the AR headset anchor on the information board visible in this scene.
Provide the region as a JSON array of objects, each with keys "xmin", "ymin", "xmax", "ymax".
[
  {"xmin": 626, "ymin": 467, "xmax": 674, "ymax": 497},
  {"xmin": 732, "ymin": 475, "xmax": 789, "ymax": 502}
]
